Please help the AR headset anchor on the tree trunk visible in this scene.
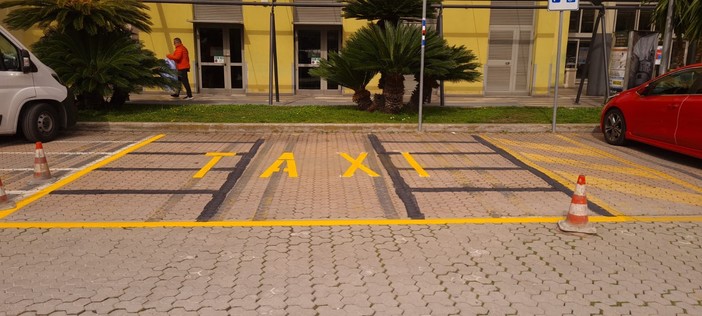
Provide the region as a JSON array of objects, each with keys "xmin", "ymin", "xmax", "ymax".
[
  {"xmin": 352, "ymin": 89, "xmax": 373, "ymax": 111},
  {"xmin": 109, "ymin": 88, "xmax": 130, "ymax": 109},
  {"xmin": 408, "ymin": 77, "xmax": 438, "ymax": 112},
  {"xmin": 77, "ymin": 92, "xmax": 107, "ymax": 110},
  {"xmin": 382, "ymin": 73, "xmax": 405, "ymax": 114}
]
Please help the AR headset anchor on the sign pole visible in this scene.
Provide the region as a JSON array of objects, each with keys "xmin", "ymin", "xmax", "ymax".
[
  {"xmin": 548, "ymin": 0, "xmax": 578, "ymax": 133},
  {"xmin": 552, "ymin": 10, "xmax": 563, "ymax": 133},
  {"xmin": 418, "ymin": 0, "xmax": 427, "ymax": 132}
]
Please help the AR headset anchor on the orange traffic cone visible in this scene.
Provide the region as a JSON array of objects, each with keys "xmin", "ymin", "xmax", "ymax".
[
  {"xmin": 558, "ymin": 175, "xmax": 597, "ymax": 234},
  {"xmin": 33, "ymin": 142, "xmax": 52, "ymax": 182},
  {"xmin": 0, "ymin": 177, "xmax": 15, "ymax": 210}
]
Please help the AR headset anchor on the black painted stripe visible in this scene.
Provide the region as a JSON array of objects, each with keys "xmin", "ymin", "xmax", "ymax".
[
  {"xmin": 379, "ymin": 140, "xmax": 479, "ymax": 144},
  {"xmin": 97, "ymin": 167, "xmax": 236, "ymax": 172},
  {"xmin": 154, "ymin": 140, "xmax": 257, "ymax": 144},
  {"xmin": 474, "ymin": 135, "xmax": 612, "ymax": 216},
  {"xmin": 197, "ymin": 139, "xmax": 265, "ymax": 222},
  {"xmin": 51, "ymin": 189, "xmax": 217, "ymax": 195},
  {"xmin": 130, "ymin": 152, "xmax": 248, "ymax": 156},
  {"xmin": 128, "ymin": 152, "xmax": 205, "ymax": 156},
  {"xmin": 386, "ymin": 152, "xmax": 497, "ymax": 155},
  {"xmin": 368, "ymin": 134, "xmax": 424, "ymax": 219},
  {"xmin": 412, "ymin": 187, "xmax": 560, "ymax": 193},
  {"xmin": 397, "ymin": 167, "xmax": 524, "ymax": 171}
]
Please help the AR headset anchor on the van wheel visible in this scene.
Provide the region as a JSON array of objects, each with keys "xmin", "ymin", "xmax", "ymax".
[{"xmin": 22, "ymin": 103, "xmax": 59, "ymax": 142}]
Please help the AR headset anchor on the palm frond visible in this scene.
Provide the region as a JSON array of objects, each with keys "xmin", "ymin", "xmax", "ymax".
[{"xmin": 1, "ymin": 0, "xmax": 152, "ymax": 34}]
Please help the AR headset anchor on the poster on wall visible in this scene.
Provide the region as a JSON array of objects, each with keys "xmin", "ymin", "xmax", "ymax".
[{"xmin": 609, "ymin": 32, "xmax": 629, "ymax": 93}]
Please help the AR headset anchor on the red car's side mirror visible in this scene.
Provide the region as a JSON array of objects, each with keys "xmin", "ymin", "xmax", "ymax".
[{"xmin": 637, "ymin": 84, "xmax": 650, "ymax": 96}]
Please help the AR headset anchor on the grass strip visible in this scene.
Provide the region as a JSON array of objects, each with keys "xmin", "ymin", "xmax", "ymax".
[{"xmin": 79, "ymin": 104, "xmax": 602, "ymax": 124}]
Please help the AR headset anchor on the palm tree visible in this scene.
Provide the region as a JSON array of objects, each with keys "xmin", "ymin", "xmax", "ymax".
[
  {"xmin": 343, "ymin": 23, "xmax": 425, "ymax": 113},
  {"xmin": 343, "ymin": 0, "xmax": 439, "ymax": 27},
  {"xmin": 309, "ymin": 51, "xmax": 378, "ymax": 110},
  {"xmin": 408, "ymin": 44, "xmax": 481, "ymax": 110},
  {"xmin": 0, "ymin": 0, "xmax": 174, "ymax": 109},
  {"xmin": 0, "ymin": 0, "xmax": 152, "ymax": 34},
  {"xmin": 646, "ymin": 0, "xmax": 701, "ymax": 67}
]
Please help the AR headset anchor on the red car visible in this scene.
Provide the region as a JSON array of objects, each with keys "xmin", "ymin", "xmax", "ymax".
[{"xmin": 601, "ymin": 63, "xmax": 702, "ymax": 159}]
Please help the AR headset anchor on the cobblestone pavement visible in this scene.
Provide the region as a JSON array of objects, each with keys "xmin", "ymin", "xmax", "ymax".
[
  {"xmin": 1, "ymin": 223, "xmax": 701, "ymax": 315},
  {"xmin": 1, "ymin": 130, "xmax": 701, "ymax": 315}
]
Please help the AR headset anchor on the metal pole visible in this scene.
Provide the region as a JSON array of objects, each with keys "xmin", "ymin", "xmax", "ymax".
[
  {"xmin": 272, "ymin": 2, "xmax": 280, "ymax": 102},
  {"xmin": 418, "ymin": 0, "xmax": 427, "ymax": 132},
  {"xmin": 600, "ymin": 6, "xmax": 610, "ymax": 102},
  {"xmin": 268, "ymin": 2, "xmax": 274, "ymax": 105},
  {"xmin": 552, "ymin": 11, "xmax": 564, "ymax": 133},
  {"xmin": 659, "ymin": 0, "xmax": 675, "ymax": 75},
  {"xmin": 438, "ymin": 4, "xmax": 445, "ymax": 106},
  {"xmin": 575, "ymin": 10, "xmax": 602, "ymax": 104}
]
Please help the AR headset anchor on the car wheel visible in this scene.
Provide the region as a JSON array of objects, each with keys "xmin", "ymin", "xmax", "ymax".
[
  {"xmin": 22, "ymin": 103, "xmax": 59, "ymax": 142},
  {"xmin": 603, "ymin": 108, "xmax": 627, "ymax": 145}
]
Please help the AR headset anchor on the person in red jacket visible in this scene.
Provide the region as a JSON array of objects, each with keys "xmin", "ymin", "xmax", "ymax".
[{"xmin": 167, "ymin": 38, "xmax": 193, "ymax": 100}]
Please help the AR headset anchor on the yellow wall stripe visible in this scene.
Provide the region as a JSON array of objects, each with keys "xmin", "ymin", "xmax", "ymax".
[{"xmin": 0, "ymin": 134, "xmax": 165, "ymax": 220}]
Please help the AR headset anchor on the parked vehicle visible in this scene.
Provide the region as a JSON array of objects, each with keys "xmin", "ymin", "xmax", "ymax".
[
  {"xmin": 0, "ymin": 26, "xmax": 76, "ymax": 142},
  {"xmin": 601, "ymin": 63, "xmax": 702, "ymax": 159}
]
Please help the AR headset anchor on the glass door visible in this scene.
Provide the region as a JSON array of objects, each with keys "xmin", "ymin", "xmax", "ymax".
[
  {"xmin": 197, "ymin": 26, "xmax": 244, "ymax": 92},
  {"xmin": 296, "ymin": 29, "xmax": 340, "ymax": 93}
]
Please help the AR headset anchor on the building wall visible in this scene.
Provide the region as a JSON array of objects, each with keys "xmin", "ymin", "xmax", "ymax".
[
  {"xmin": 142, "ymin": 4, "xmax": 196, "ymax": 92},
  {"xmin": 442, "ymin": 1, "xmax": 489, "ymax": 95},
  {"xmin": 532, "ymin": 8, "xmax": 571, "ymax": 95},
  {"xmin": 2, "ymin": 3, "xmax": 631, "ymax": 98}
]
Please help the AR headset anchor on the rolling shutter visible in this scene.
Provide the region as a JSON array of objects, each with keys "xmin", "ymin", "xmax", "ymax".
[
  {"xmin": 294, "ymin": 0, "xmax": 342, "ymax": 25},
  {"xmin": 193, "ymin": 2, "xmax": 244, "ymax": 24}
]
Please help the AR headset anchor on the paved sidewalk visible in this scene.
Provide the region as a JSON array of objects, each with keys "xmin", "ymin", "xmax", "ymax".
[
  {"xmin": 1, "ymin": 128, "xmax": 700, "ymax": 315},
  {"xmin": 1, "ymin": 222, "xmax": 701, "ymax": 315}
]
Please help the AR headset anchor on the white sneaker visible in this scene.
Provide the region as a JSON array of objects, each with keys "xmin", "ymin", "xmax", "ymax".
[{"xmin": 183, "ymin": 96, "xmax": 194, "ymax": 100}]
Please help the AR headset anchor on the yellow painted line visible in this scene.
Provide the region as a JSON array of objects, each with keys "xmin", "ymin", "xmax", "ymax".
[
  {"xmin": 482, "ymin": 135, "xmax": 626, "ymax": 217},
  {"xmin": 401, "ymin": 152, "xmax": 429, "ymax": 177},
  {"xmin": 557, "ymin": 171, "xmax": 702, "ymax": 206},
  {"xmin": 340, "ymin": 152, "xmax": 380, "ymax": 177},
  {"xmin": 2, "ymin": 215, "xmax": 702, "ymax": 228},
  {"xmin": 0, "ymin": 134, "xmax": 165, "ymax": 220},
  {"xmin": 193, "ymin": 152, "xmax": 236, "ymax": 178},
  {"xmin": 491, "ymin": 138, "xmax": 603, "ymax": 158},
  {"xmin": 557, "ymin": 135, "xmax": 702, "ymax": 194},
  {"xmin": 523, "ymin": 153, "xmax": 659, "ymax": 179}
]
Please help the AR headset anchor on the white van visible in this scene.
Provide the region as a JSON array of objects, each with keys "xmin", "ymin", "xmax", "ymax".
[{"xmin": 0, "ymin": 26, "xmax": 76, "ymax": 142}]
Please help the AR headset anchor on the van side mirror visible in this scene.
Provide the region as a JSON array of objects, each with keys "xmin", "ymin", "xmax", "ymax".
[{"xmin": 20, "ymin": 49, "xmax": 31, "ymax": 73}]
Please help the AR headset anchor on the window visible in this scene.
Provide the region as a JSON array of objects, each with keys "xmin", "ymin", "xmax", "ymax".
[
  {"xmin": 615, "ymin": 10, "xmax": 636, "ymax": 32},
  {"xmin": 0, "ymin": 35, "xmax": 20, "ymax": 71},
  {"xmin": 648, "ymin": 69, "xmax": 702, "ymax": 95}
]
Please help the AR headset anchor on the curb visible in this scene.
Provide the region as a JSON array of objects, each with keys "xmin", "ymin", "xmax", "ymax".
[{"xmin": 75, "ymin": 122, "xmax": 600, "ymax": 133}]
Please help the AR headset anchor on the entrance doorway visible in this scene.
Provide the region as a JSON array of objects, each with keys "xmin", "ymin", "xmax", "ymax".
[
  {"xmin": 296, "ymin": 28, "xmax": 341, "ymax": 93},
  {"xmin": 196, "ymin": 26, "xmax": 244, "ymax": 93},
  {"xmin": 485, "ymin": 28, "xmax": 533, "ymax": 95}
]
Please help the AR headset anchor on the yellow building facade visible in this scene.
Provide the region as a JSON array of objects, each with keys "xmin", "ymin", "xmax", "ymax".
[{"xmin": 4, "ymin": 1, "xmax": 655, "ymax": 98}]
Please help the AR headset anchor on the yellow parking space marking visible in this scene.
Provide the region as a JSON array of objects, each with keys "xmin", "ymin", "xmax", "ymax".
[
  {"xmin": 1, "ymin": 215, "xmax": 702, "ymax": 228},
  {"xmin": 401, "ymin": 152, "xmax": 429, "ymax": 177},
  {"xmin": 0, "ymin": 134, "xmax": 166, "ymax": 220},
  {"xmin": 557, "ymin": 135, "xmax": 702, "ymax": 194},
  {"xmin": 558, "ymin": 171, "xmax": 702, "ymax": 206},
  {"xmin": 260, "ymin": 152, "xmax": 298, "ymax": 178},
  {"xmin": 492, "ymin": 139, "xmax": 603, "ymax": 158},
  {"xmin": 482, "ymin": 135, "xmax": 625, "ymax": 217},
  {"xmin": 340, "ymin": 152, "xmax": 380, "ymax": 177},
  {"xmin": 523, "ymin": 153, "xmax": 659, "ymax": 179},
  {"xmin": 193, "ymin": 152, "xmax": 236, "ymax": 178}
]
